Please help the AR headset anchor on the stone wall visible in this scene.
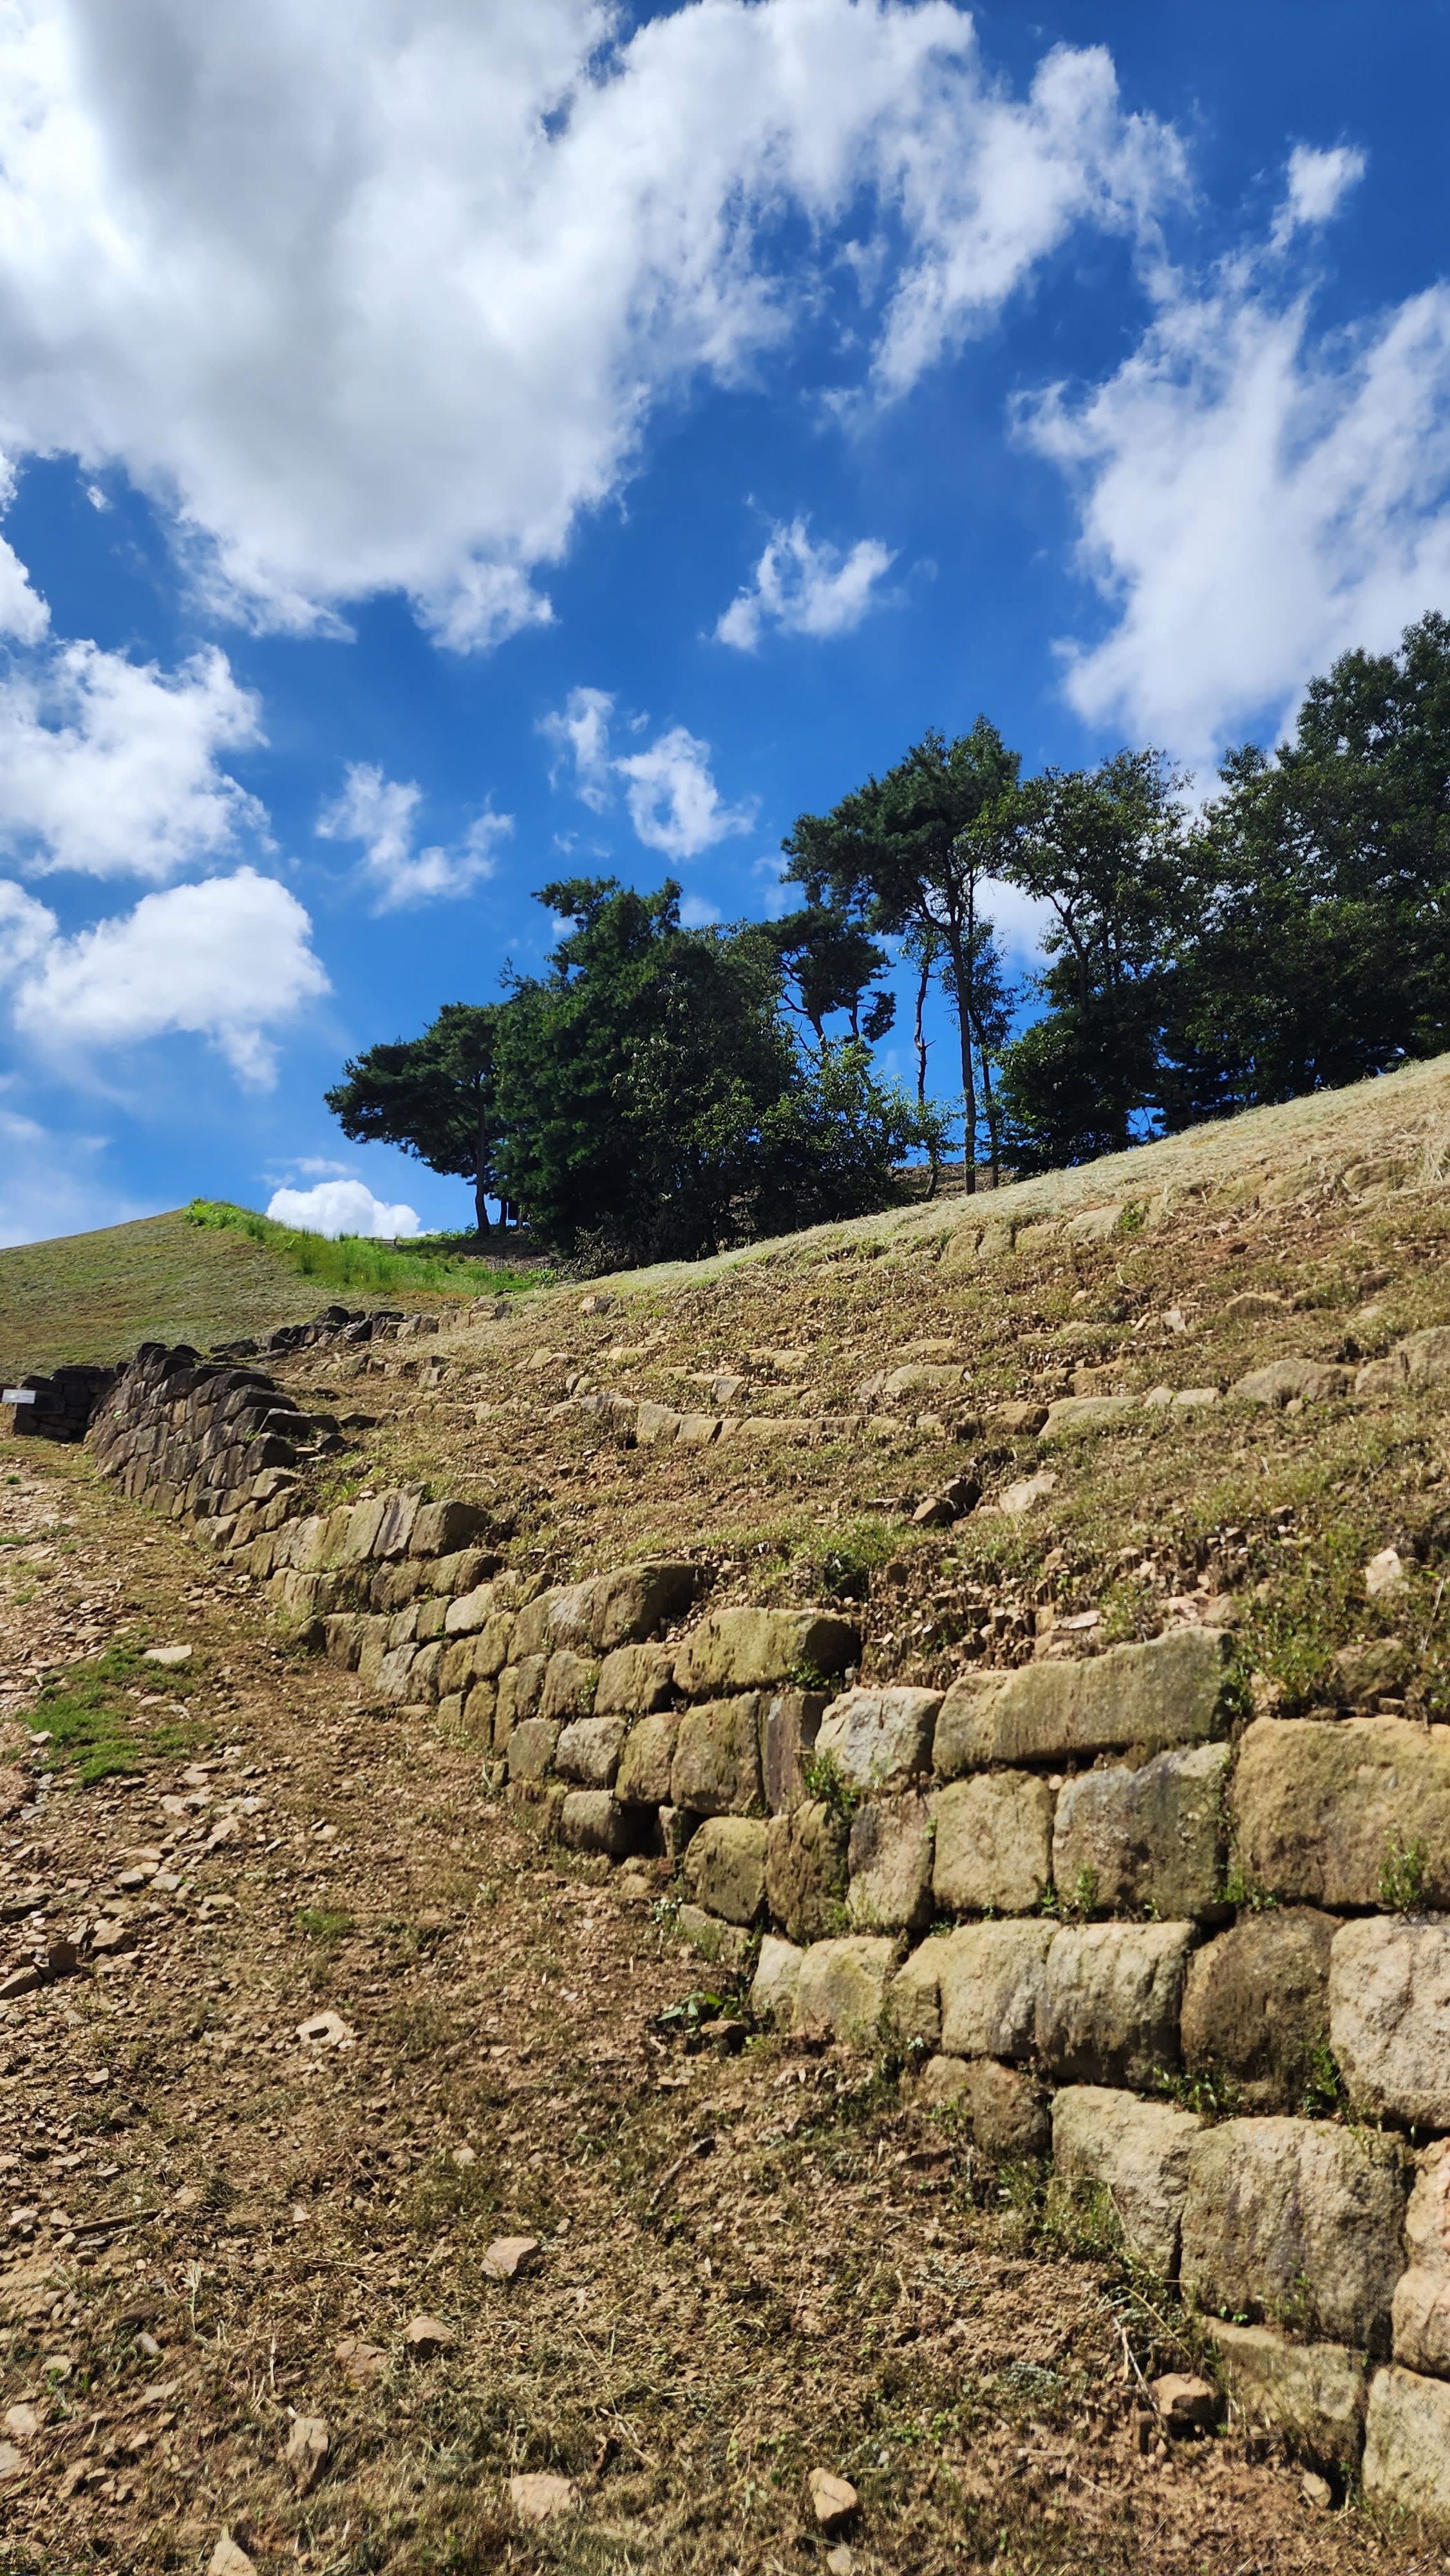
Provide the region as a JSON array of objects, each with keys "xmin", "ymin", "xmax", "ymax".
[
  {"xmin": 2, "ymin": 1364, "xmax": 116, "ymax": 1443},
  {"xmin": 65, "ymin": 1332, "xmax": 1450, "ymax": 2514}
]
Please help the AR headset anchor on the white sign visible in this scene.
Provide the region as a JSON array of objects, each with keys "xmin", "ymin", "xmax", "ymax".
[{"xmin": 2, "ymin": 1388, "xmax": 36, "ymax": 1405}]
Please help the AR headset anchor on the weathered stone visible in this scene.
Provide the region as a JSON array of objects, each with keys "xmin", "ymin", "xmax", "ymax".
[
  {"xmin": 937, "ymin": 1920, "xmax": 1057, "ymax": 2061},
  {"xmin": 410, "ymin": 1499, "xmax": 491, "ymax": 1558},
  {"xmin": 1181, "ymin": 1908, "xmax": 1337, "ymax": 2110},
  {"xmin": 677, "ymin": 1902, "xmax": 753, "ymax": 1975},
  {"xmin": 444, "ymin": 1583, "xmax": 496, "ymax": 1635},
  {"xmin": 615, "ymin": 1712, "xmax": 679, "ymax": 1807},
  {"xmin": 505, "ymin": 1718, "xmax": 561, "ymax": 1784},
  {"xmin": 847, "ymin": 1794, "xmax": 934, "ymax": 1933},
  {"xmin": 1204, "ymin": 2319, "xmax": 1366, "ymax": 2472},
  {"xmin": 634, "ymin": 1401, "xmax": 681, "ymax": 1445},
  {"xmin": 670, "ymin": 1695, "xmax": 764, "ymax": 1815},
  {"xmin": 473, "ymin": 1611, "xmax": 517, "ymax": 1678},
  {"xmin": 496, "ymin": 1654, "xmax": 547, "ymax": 1733},
  {"xmin": 1232, "ymin": 1716, "xmax": 1450, "ymax": 1908},
  {"xmin": 750, "ymin": 1934, "xmax": 804, "ymax": 2022},
  {"xmin": 1051, "ymin": 1743, "xmax": 1229, "ymax": 1922},
  {"xmin": 936, "ymin": 1627, "xmax": 1230, "ymax": 1774},
  {"xmin": 558, "ymin": 1790, "xmax": 645, "ymax": 1858},
  {"xmin": 885, "ymin": 1939, "xmax": 945, "ymax": 2050},
  {"xmin": 1364, "ymin": 2366, "xmax": 1450, "ymax": 2524},
  {"xmin": 932, "ymin": 1772, "xmax": 1054, "ymax": 1915},
  {"xmin": 1230, "ymin": 1358, "xmax": 1350, "ymax": 1406},
  {"xmin": 683, "ymin": 1817, "xmax": 769, "ymax": 1925},
  {"xmin": 595, "ymin": 1643, "xmax": 675, "ymax": 1714},
  {"xmin": 1333, "ymin": 1635, "xmax": 1411, "ymax": 1703},
  {"xmin": 1392, "ymin": 2141, "xmax": 1450, "ymax": 2376},
  {"xmin": 540, "ymin": 1649, "xmax": 598, "ymax": 1723},
  {"xmin": 593, "ymin": 1561, "xmax": 699, "ymax": 1652},
  {"xmin": 1182, "ymin": 2117, "xmax": 1406, "ymax": 2348},
  {"xmin": 1051, "ymin": 2086, "xmax": 1200, "ymax": 2275},
  {"xmin": 793, "ymin": 1937, "xmax": 897, "ymax": 2047},
  {"xmin": 950, "ymin": 2058, "xmax": 1049, "ymax": 2156},
  {"xmin": 461, "ymin": 1679, "xmax": 496, "ymax": 1743},
  {"xmin": 880, "ymin": 1363, "xmax": 964, "ymax": 1400},
  {"xmin": 1330, "ymin": 1915, "xmax": 1450, "ymax": 2128},
  {"xmin": 554, "ymin": 1715, "xmax": 628, "ymax": 1789},
  {"xmin": 1035, "ymin": 1922, "xmax": 1191, "ymax": 2089},
  {"xmin": 512, "ymin": 1582, "xmax": 594, "ymax": 1661},
  {"xmin": 373, "ymin": 1490, "xmax": 421, "ymax": 1558},
  {"xmin": 761, "ymin": 1689, "xmax": 827, "ymax": 1812},
  {"xmin": 765, "ymin": 1799, "xmax": 849, "ymax": 1945},
  {"xmin": 675, "ymin": 1607, "xmax": 858, "ymax": 1698},
  {"xmin": 1153, "ymin": 2374, "xmax": 1218, "ymax": 2432},
  {"xmin": 813, "ymin": 1685, "xmax": 939, "ymax": 1790}
]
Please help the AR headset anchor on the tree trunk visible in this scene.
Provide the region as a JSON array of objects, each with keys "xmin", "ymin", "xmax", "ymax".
[
  {"xmin": 946, "ymin": 929, "xmax": 977, "ymax": 1194},
  {"xmin": 475, "ymin": 1099, "xmax": 494, "ymax": 1242},
  {"xmin": 974, "ymin": 1011, "xmax": 1001, "ymax": 1188},
  {"xmin": 914, "ymin": 951, "xmax": 939, "ymax": 1200}
]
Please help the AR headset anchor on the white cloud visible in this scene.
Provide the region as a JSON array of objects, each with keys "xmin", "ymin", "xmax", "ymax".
[
  {"xmin": 0, "ymin": 636, "xmax": 264, "ymax": 878},
  {"xmin": 715, "ymin": 518, "xmax": 895, "ymax": 650},
  {"xmin": 317, "ymin": 762, "xmax": 511, "ymax": 910},
  {"xmin": 1022, "ymin": 161, "xmax": 1450, "ymax": 762},
  {"xmin": 265, "ymin": 1178, "xmax": 419, "ymax": 1239},
  {"xmin": 679, "ymin": 892, "xmax": 723, "ymax": 928},
  {"xmin": 541, "ymin": 689, "xmax": 753, "ymax": 860},
  {"xmin": 1272, "ymin": 143, "xmax": 1366, "ymax": 247},
  {"xmin": 616, "ymin": 726, "xmax": 755, "ymax": 862},
  {"xmin": 5, "ymin": 867, "xmax": 329, "ymax": 1085},
  {"xmin": 0, "ymin": 5, "xmax": 1182, "ymax": 645}
]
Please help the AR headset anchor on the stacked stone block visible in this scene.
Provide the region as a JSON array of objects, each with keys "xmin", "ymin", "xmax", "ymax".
[
  {"xmin": 86, "ymin": 1342, "xmax": 343, "ymax": 1535},
  {"xmin": 3, "ymin": 1364, "xmax": 117, "ymax": 1443}
]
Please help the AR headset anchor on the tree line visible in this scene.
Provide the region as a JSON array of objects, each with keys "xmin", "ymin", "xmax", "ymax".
[{"xmin": 328, "ymin": 613, "xmax": 1450, "ymax": 1260}]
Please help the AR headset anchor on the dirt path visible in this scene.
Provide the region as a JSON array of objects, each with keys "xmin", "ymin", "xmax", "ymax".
[{"xmin": 0, "ymin": 1436, "xmax": 1435, "ymax": 2574}]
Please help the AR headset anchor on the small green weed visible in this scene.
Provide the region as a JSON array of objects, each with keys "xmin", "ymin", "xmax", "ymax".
[
  {"xmin": 297, "ymin": 1906, "xmax": 355, "ymax": 1946},
  {"xmin": 1379, "ymin": 1833, "xmax": 1426, "ymax": 1911},
  {"xmin": 802, "ymin": 1747, "xmax": 862, "ymax": 1824},
  {"xmin": 1301, "ymin": 2040, "xmax": 1346, "ymax": 2119},
  {"xmin": 1220, "ymin": 1860, "xmax": 1278, "ymax": 1913}
]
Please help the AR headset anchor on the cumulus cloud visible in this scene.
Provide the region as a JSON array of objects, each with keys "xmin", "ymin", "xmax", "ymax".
[
  {"xmin": 0, "ymin": 636, "xmax": 265, "ymax": 879},
  {"xmin": 1021, "ymin": 154, "xmax": 1450, "ymax": 763},
  {"xmin": 715, "ymin": 518, "xmax": 896, "ymax": 650},
  {"xmin": 317, "ymin": 762, "xmax": 511, "ymax": 909},
  {"xmin": 3, "ymin": 867, "xmax": 328, "ymax": 1084},
  {"xmin": 1272, "ymin": 142, "xmax": 1367, "ymax": 247},
  {"xmin": 265, "ymin": 1178, "xmax": 419, "ymax": 1238},
  {"xmin": 0, "ymin": 5, "xmax": 1182, "ymax": 645},
  {"xmin": 541, "ymin": 688, "xmax": 753, "ymax": 860}
]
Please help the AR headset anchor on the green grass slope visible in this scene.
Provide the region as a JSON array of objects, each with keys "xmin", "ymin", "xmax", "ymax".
[{"xmin": 0, "ymin": 1209, "xmax": 338, "ymax": 1377}]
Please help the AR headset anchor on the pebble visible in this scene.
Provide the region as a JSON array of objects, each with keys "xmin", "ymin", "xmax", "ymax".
[
  {"xmin": 334, "ymin": 2335, "xmax": 385, "ymax": 2384},
  {"xmin": 1365, "ymin": 1546, "xmax": 1407, "ymax": 1599},
  {"xmin": 207, "ymin": 2537, "xmax": 256, "ymax": 2576},
  {"xmin": 482, "ymin": 2233, "xmax": 540, "ymax": 2280},
  {"xmin": 1301, "ymin": 2469, "xmax": 1333, "ymax": 2510},
  {"xmin": 296, "ymin": 2011, "xmax": 354, "ymax": 2047},
  {"xmin": 826, "ymin": 2550, "xmax": 854, "ymax": 2576},
  {"xmin": 1151, "ymin": 2372, "xmax": 1217, "ymax": 2432},
  {"xmin": 0, "ymin": 2439, "xmax": 23, "ymax": 2480},
  {"xmin": 807, "ymin": 2468, "xmax": 858, "ymax": 2530},
  {"xmin": 283, "ymin": 2412, "xmax": 330, "ymax": 2494},
  {"xmin": 144, "ymin": 1645, "xmax": 193, "ymax": 1667},
  {"xmin": 3, "ymin": 2403, "xmax": 39, "ymax": 2439},
  {"xmin": 404, "ymin": 2314, "xmax": 453, "ymax": 2359},
  {"xmin": 510, "ymin": 2471, "xmax": 577, "ymax": 2524}
]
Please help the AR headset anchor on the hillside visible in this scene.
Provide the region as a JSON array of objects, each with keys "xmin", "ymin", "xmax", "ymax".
[
  {"xmin": 7, "ymin": 1056, "xmax": 1450, "ymax": 2571},
  {"xmin": 0, "ymin": 1211, "xmax": 334, "ymax": 1378}
]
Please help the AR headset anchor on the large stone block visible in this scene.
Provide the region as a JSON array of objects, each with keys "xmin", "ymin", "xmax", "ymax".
[
  {"xmin": 496, "ymin": 1654, "xmax": 546, "ymax": 1732},
  {"xmin": 932, "ymin": 1772, "xmax": 1054, "ymax": 1915},
  {"xmin": 1364, "ymin": 2366, "xmax": 1450, "ymax": 2525},
  {"xmin": 675, "ymin": 1607, "xmax": 858, "ymax": 1699},
  {"xmin": 506, "ymin": 1718, "xmax": 561, "ymax": 1784},
  {"xmin": 1051, "ymin": 1743, "xmax": 1228, "ymax": 1922},
  {"xmin": 1331, "ymin": 1915, "xmax": 1450, "ymax": 2129},
  {"xmin": 615, "ymin": 1712, "xmax": 678, "ymax": 1808},
  {"xmin": 558, "ymin": 1791, "xmax": 646, "ymax": 1859},
  {"xmin": 764, "ymin": 1799, "xmax": 849, "ymax": 1945},
  {"xmin": 677, "ymin": 1903, "xmax": 752, "ymax": 1977},
  {"xmin": 936, "ymin": 1627, "xmax": 1230, "ymax": 1773},
  {"xmin": 1181, "ymin": 1908, "xmax": 1337, "ymax": 2110},
  {"xmin": 761, "ymin": 1689, "xmax": 827, "ymax": 1812},
  {"xmin": 1051, "ymin": 2086, "xmax": 1201, "ymax": 2275},
  {"xmin": 813, "ymin": 1685, "xmax": 939, "ymax": 1791},
  {"xmin": 595, "ymin": 1643, "xmax": 674, "ymax": 1715},
  {"xmin": 793, "ymin": 1937, "xmax": 897, "ymax": 2047},
  {"xmin": 670, "ymin": 1695, "xmax": 764, "ymax": 1815},
  {"xmin": 1204, "ymin": 2320, "xmax": 1367, "ymax": 2472},
  {"xmin": 885, "ymin": 1940, "xmax": 945, "ymax": 2051},
  {"xmin": 946, "ymin": 2059, "xmax": 1049, "ymax": 2157},
  {"xmin": 938, "ymin": 1920, "xmax": 1057, "ymax": 2061},
  {"xmin": 594, "ymin": 1560, "xmax": 699, "ymax": 1652},
  {"xmin": 555, "ymin": 1715, "xmax": 628, "ymax": 1790},
  {"xmin": 750, "ymin": 1935, "xmax": 804, "ymax": 2023},
  {"xmin": 540, "ymin": 1649, "xmax": 598, "ymax": 1723},
  {"xmin": 1233, "ymin": 1716, "xmax": 1450, "ymax": 1907},
  {"xmin": 1035, "ymin": 1922, "xmax": 1192, "ymax": 2090},
  {"xmin": 410, "ymin": 1499, "xmax": 492, "ymax": 1558},
  {"xmin": 1393, "ymin": 2142, "xmax": 1450, "ymax": 2377},
  {"xmin": 1182, "ymin": 2117, "xmax": 1406, "ymax": 2349},
  {"xmin": 847, "ymin": 1794, "xmax": 934, "ymax": 1933},
  {"xmin": 472, "ymin": 1612, "xmax": 517, "ymax": 1680},
  {"xmin": 683, "ymin": 1817, "xmax": 769, "ymax": 1926}
]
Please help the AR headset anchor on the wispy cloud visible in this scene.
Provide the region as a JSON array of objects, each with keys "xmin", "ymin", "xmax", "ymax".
[
  {"xmin": 540, "ymin": 690, "xmax": 753, "ymax": 862},
  {"xmin": 715, "ymin": 519, "xmax": 896, "ymax": 652},
  {"xmin": 317, "ymin": 762, "xmax": 512, "ymax": 909}
]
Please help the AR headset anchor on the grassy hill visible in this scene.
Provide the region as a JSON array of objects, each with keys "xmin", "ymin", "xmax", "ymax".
[{"xmin": 0, "ymin": 1209, "xmax": 337, "ymax": 1377}]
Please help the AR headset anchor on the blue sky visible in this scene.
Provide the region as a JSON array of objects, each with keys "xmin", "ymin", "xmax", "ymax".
[{"xmin": 0, "ymin": 0, "xmax": 1448, "ymax": 1245}]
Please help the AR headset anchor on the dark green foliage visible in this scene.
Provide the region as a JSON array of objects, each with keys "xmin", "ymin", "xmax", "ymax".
[{"xmin": 325, "ymin": 1001, "xmax": 504, "ymax": 1235}]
